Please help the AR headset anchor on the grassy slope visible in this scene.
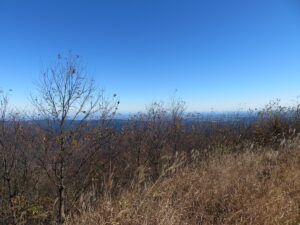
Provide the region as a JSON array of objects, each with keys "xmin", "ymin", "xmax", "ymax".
[{"xmin": 66, "ymin": 142, "xmax": 300, "ymax": 225}]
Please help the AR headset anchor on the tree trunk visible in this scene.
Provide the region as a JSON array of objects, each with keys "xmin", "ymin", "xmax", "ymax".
[
  {"xmin": 57, "ymin": 137, "xmax": 66, "ymax": 224},
  {"xmin": 57, "ymin": 184, "xmax": 66, "ymax": 224}
]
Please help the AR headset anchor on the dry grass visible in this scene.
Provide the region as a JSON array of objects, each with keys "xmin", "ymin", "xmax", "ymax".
[{"xmin": 66, "ymin": 141, "xmax": 300, "ymax": 225}]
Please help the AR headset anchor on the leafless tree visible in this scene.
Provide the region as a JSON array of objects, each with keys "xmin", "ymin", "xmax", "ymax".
[
  {"xmin": 31, "ymin": 53, "xmax": 119, "ymax": 224},
  {"xmin": 0, "ymin": 90, "xmax": 34, "ymax": 225}
]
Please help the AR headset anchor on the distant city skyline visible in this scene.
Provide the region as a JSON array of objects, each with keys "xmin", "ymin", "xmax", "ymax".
[{"xmin": 1, "ymin": 0, "xmax": 300, "ymax": 112}]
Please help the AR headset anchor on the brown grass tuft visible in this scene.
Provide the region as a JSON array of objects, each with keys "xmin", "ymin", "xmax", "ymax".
[{"xmin": 66, "ymin": 141, "xmax": 300, "ymax": 225}]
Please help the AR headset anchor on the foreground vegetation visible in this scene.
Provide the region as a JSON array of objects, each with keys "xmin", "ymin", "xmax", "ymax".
[
  {"xmin": 66, "ymin": 142, "xmax": 300, "ymax": 225},
  {"xmin": 1, "ymin": 54, "xmax": 300, "ymax": 224}
]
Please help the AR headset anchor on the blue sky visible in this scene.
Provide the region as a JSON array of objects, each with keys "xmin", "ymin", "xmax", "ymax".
[{"xmin": 1, "ymin": 0, "xmax": 300, "ymax": 112}]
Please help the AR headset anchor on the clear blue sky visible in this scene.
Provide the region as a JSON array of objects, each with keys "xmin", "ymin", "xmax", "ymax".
[{"xmin": 1, "ymin": 0, "xmax": 300, "ymax": 112}]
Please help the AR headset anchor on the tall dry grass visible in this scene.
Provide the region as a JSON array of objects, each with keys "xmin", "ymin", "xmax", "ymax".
[{"xmin": 66, "ymin": 138, "xmax": 300, "ymax": 225}]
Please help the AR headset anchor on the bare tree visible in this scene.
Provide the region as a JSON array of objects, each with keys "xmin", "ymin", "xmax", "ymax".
[
  {"xmin": 167, "ymin": 95, "xmax": 186, "ymax": 154},
  {"xmin": 0, "ymin": 90, "xmax": 34, "ymax": 225},
  {"xmin": 0, "ymin": 90, "xmax": 15, "ymax": 223},
  {"xmin": 31, "ymin": 53, "xmax": 119, "ymax": 224}
]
